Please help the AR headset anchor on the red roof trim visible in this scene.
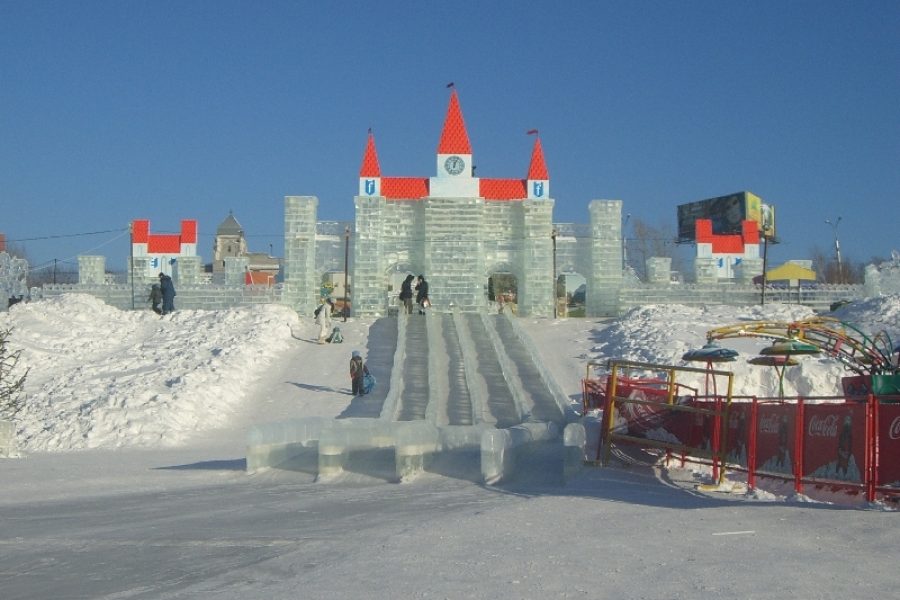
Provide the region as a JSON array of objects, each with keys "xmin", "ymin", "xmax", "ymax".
[
  {"xmin": 696, "ymin": 218, "xmax": 760, "ymax": 253},
  {"xmin": 382, "ymin": 177, "xmax": 429, "ymax": 199},
  {"xmin": 480, "ymin": 178, "xmax": 526, "ymax": 200},
  {"xmin": 132, "ymin": 219, "xmax": 197, "ymax": 251},
  {"xmin": 147, "ymin": 235, "xmax": 182, "ymax": 254}
]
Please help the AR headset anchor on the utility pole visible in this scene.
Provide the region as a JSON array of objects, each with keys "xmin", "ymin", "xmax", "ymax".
[
  {"xmin": 825, "ymin": 217, "xmax": 843, "ymax": 283},
  {"xmin": 129, "ymin": 221, "xmax": 135, "ymax": 310},
  {"xmin": 343, "ymin": 226, "xmax": 350, "ymax": 321}
]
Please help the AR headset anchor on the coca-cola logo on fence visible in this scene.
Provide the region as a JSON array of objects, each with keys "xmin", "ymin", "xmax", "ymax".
[
  {"xmin": 808, "ymin": 414, "xmax": 839, "ymax": 438},
  {"xmin": 759, "ymin": 414, "xmax": 781, "ymax": 434},
  {"xmin": 889, "ymin": 416, "xmax": 900, "ymax": 440}
]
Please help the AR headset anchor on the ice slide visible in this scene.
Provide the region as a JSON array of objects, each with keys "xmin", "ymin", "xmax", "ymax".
[{"xmin": 247, "ymin": 311, "xmax": 574, "ymax": 482}]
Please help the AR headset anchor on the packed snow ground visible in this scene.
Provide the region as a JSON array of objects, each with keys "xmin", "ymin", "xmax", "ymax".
[{"xmin": 1, "ymin": 294, "xmax": 899, "ymax": 599}]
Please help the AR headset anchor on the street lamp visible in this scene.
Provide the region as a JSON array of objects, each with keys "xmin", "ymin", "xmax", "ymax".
[
  {"xmin": 622, "ymin": 213, "xmax": 631, "ymax": 271},
  {"xmin": 825, "ymin": 217, "xmax": 843, "ymax": 283},
  {"xmin": 551, "ymin": 227, "xmax": 558, "ymax": 319}
]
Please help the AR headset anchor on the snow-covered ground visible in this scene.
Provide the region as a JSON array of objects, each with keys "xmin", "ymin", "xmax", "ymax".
[{"xmin": 1, "ymin": 294, "xmax": 898, "ymax": 599}]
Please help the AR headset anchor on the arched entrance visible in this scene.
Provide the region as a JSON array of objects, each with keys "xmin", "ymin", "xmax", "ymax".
[
  {"xmin": 386, "ymin": 260, "xmax": 417, "ymax": 315},
  {"xmin": 488, "ymin": 272, "xmax": 518, "ymax": 315},
  {"xmin": 559, "ymin": 271, "xmax": 587, "ymax": 317}
]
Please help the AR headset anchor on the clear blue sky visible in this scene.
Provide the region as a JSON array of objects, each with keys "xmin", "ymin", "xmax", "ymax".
[{"xmin": 2, "ymin": 0, "xmax": 898, "ymax": 275}]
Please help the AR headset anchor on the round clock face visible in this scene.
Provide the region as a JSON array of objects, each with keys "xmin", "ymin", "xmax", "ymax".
[{"xmin": 444, "ymin": 155, "xmax": 466, "ymax": 175}]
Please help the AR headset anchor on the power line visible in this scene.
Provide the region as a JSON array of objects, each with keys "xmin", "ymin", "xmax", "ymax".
[{"xmin": 8, "ymin": 228, "xmax": 128, "ymax": 243}]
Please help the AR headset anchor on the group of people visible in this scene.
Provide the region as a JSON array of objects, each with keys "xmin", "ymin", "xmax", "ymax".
[
  {"xmin": 312, "ymin": 273, "xmax": 434, "ymax": 396},
  {"xmin": 148, "ymin": 273, "xmax": 176, "ymax": 315},
  {"xmin": 399, "ymin": 274, "xmax": 429, "ymax": 315}
]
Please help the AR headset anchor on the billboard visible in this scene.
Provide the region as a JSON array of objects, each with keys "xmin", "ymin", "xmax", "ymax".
[{"xmin": 677, "ymin": 191, "xmax": 775, "ymax": 242}]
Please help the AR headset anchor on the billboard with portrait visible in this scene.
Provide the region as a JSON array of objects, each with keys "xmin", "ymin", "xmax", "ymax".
[{"xmin": 676, "ymin": 191, "xmax": 775, "ymax": 242}]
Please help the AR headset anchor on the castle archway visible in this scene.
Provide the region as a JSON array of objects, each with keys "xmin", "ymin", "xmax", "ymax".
[{"xmin": 487, "ymin": 263, "xmax": 519, "ymax": 315}]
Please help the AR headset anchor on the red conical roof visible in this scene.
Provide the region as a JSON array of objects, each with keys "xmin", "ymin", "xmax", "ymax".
[
  {"xmin": 359, "ymin": 130, "xmax": 381, "ymax": 177},
  {"xmin": 527, "ymin": 137, "xmax": 548, "ymax": 180},
  {"xmin": 437, "ymin": 90, "xmax": 472, "ymax": 154}
]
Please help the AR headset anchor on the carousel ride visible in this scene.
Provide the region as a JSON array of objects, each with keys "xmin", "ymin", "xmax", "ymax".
[{"xmin": 697, "ymin": 316, "xmax": 899, "ymax": 400}]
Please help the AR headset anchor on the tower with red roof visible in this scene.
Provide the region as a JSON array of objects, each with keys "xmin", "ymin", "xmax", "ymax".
[
  {"xmin": 131, "ymin": 219, "xmax": 198, "ymax": 277},
  {"xmin": 353, "ymin": 89, "xmax": 555, "ymax": 316}
]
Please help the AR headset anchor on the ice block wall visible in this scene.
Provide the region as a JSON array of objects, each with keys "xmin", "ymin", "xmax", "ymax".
[
  {"xmin": 283, "ymin": 196, "xmax": 319, "ymax": 314},
  {"xmin": 587, "ymin": 199, "xmax": 624, "ymax": 317}
]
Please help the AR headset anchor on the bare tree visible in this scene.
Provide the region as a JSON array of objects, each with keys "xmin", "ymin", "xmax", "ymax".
[
  {"xmin": 27, "ymin": 260, "xmax": 79, "ymax": 287},
  {"xmin": 810, "ymin": 244, "xmax": 869, "ymax": 284},
  {"xmin": 627, "ymin": 217, "xmax": 685, "ymax": 280},
  {"xmin": 0, "ymin": 328, "xmax": 28, "ymax": 420}
]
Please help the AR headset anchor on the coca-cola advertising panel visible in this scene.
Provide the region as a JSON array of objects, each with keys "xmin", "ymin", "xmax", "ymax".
[
  {"xmin": 755, "ymin": 404, "xmax": 795, "ymax": 476},
  {"xmin": 802, "ymin": 404, "xmax": 866, "ymax": 484},
  {"xmin": 725, "ymin": 403, "xmax": 752, "ymax": 468},
  {"xmin": 841, "ymin": 375, "xmax": 871, "ymax": 402},
  {"xmin": 877, "ymin": 405, "xmax": 900, "ymax": 488},
  {"xmin": 686, "ymin": 400, "xmax": 723, "ymax": 454},
  {"xmin": 610, "ymin": 382, "xmax": 692, "ymax": 446}
]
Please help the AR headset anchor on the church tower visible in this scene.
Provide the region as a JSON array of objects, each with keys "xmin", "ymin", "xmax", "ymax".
[{"xmin": 213, "ymin": 212, "xmax": 248, "ymax": 274}]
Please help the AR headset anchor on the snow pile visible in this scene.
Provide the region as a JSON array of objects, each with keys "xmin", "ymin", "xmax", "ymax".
[
  {"xmin": 2, "ymin": 294, "xmax": 301, "ymax": 451},
  {"xmin": 581, "ymin": 299, "xmax": 900, "ymax": 398},
  {"xmin": 2, "ymin": 293, "xmax": 898, "ymax": 455}
]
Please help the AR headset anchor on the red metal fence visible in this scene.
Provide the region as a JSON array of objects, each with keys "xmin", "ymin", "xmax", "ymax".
[{"xmin": 584, "ymin": 363, "xmax": 900, "ymax": 503}]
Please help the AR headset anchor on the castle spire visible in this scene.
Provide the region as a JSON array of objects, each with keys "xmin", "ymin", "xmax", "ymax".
[
  {"xmin": 527, "ymin": 136, "xmax": 548, "ymax": 180},
  {"xmin": 526, "ymin": 134, "xmax": 550, "ymax": 200},
  {"xmin": 437, "ymin": 90, "xmax": 471, "ymax": 155},
  {"xmin": 359, "ymin": 129, "xmax": 381, "ymax": 177},
  {"xmin": 358, "ymin": 129, "xmax": 382, "ymax": 197}
]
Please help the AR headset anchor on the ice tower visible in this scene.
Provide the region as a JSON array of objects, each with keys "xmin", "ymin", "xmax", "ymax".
[{"xmin": 352, "ymin": 90, "xmax": 555, "ymax": 317}]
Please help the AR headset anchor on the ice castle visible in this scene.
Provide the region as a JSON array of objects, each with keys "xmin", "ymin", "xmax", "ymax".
[{"xmin": 283, "ymin": 89, "xmax": 625, "ymax": 318}]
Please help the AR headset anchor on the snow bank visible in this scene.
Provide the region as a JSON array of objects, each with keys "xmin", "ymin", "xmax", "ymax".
[{"xmin": 2, "ymin": 294, "xmax": 300, "ymax": 451}]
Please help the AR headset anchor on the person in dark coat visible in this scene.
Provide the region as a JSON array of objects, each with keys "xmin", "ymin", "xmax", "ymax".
[
  {"xmin": 349, "ymin": 350, "xmax": 369, "ymax": 396},
  {"xmin": 158, "ymin": 273, "xmax": 176, "ymax": 315},
  {"xmin": 415, "ymin": 274, "xmax": 429, "ymax": 314},
  {"xmin": 399, "ymin": 274, "xmax": 415, "ymax": 314},
  {"xmin": 148, "ymin": 283, "xmax": 163, "ymax": 315}
]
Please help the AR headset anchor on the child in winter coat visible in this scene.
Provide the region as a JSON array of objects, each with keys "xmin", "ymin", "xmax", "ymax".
[
  {"xmin": 349, "ymin": 350, "xmax": 369, "ymax": 396},
  {"xmin": 148, "ymin": 283, "xmax": 163, "ymax": 314}
]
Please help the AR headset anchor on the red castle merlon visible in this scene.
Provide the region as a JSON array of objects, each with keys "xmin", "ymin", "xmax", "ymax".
[
  {"xmin": 132, "ymin": 219, "xmax": 198, "ymax": 254},
  {"xmin": 695, "ymin": 219, "xmax": 760, "ymax": 254},
  {"xmin": 363, "ymin": 90, "xmax": 548, "ymax": 202}
]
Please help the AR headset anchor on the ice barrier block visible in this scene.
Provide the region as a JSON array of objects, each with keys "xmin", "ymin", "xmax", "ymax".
[
  {"xmin": 246, "ymin": 417, "xmax": 328, "ymax": 472},
  {"xmin": 563, "ymin": 423, "xmax": 586, "ymax": 479},
  {"xmin": 440, "ymin": 424, "xmax": 487, "ymax": 450},
  {"xmin": 317, "ymin": 419, "xmax": 396, "ymax": 477},
  {"xmin": 0, "ymin": 420, "xmax": 17, "ymax": 458},
  {"xmin": 394, "ymin": 421, "xmax": 440, "ymax": 481},
  {"xmin": 480, "ymin": 422, "xmax": 559, "ymax": 485}
]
